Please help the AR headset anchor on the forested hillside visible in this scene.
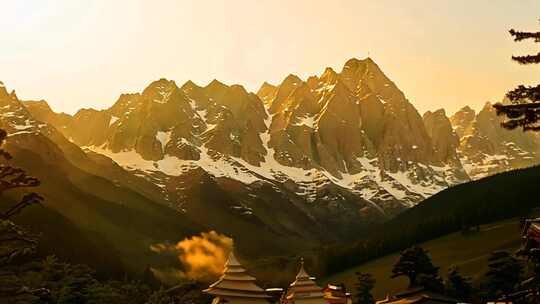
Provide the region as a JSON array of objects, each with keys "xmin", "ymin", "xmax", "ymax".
[{"xmin": 319, "ymin": 164, "xmax": 540, "ymax": 277}]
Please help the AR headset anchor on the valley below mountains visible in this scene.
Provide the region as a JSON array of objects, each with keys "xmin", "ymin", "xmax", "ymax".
[{"xmin": 1, "ymin": 57, "xmax": 539, "ymax": 269}]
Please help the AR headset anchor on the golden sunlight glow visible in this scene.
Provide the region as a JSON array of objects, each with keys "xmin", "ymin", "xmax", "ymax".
[{"xmin": 1, "ymin": 0, "xmax": 539, "ymax": 114}]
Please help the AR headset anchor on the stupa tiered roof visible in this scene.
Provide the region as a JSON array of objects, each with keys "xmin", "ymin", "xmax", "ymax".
[
  {"xmin": 286, "ymin": 258, "xmax": 326, "ymax": 303},
  {"xmin": 204, "ymin": 251, "xmax": 271, "ymax": 304}
]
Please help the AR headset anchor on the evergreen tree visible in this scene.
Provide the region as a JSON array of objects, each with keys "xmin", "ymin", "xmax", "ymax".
[
  {"xmin": 0, "ymin": 128, "xmax": 43, "ymax": 219},
  {"xmin": 146, "ymin": 287, "xmax": 176, "ymax": 304},
  {"xmin": 391, "ymin": 246, "xmax": 440, "ymax": 289},
  {"xmin": 0, "ymin": 128, "xmax": 45, "ymax": 301},
  {"xmin": 85, "ymin": 282, "xmax": 125, "ymax": 304},
  {"xmin": 417, "ymin": 273, "xmax": 444, "ymax": 293},
  {"xmin": 494, "ymin": 23, "xmax": 540, "ymax": 131},
  {"xmin": 485, "ymin": 251, "xmax": 524, "ymax": 298},
  {"xmin": 56, "ymin": 264, "xmax": 96, "ymax": 304},
  {"xmin": 0, "ymin": 128, "xmax": 166, "ymax": 303},
  {"xmin": 354, "ymin": 272, "xmax": 375, "ymax": 304},
  {"xmin": 445, "ymin": 266, "xmax": 473, "ymax": 302}
]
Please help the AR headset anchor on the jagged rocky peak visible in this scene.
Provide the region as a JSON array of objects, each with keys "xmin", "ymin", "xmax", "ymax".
[
  {"xmin": 227, "ymin": 84, "xmax": 250, "ymax": 99},
  {"xmin": 340, "ymin": 57, "xmax": 404, "ymax": 104},
  {"xmin": 473, "ymin": 102, "xmax": 496, "ymax": 130},
  {"xmin": 62, "ymin": 108, "xmax": 109, "ymax": 148},
  {"xmin": 450, "ymin": 105, "xmax": 476, "ymax": 138},
  {"xmin": 319, "ymin": 67, "xmax": 339, "ymax": 85},
  {"xmin": 24, "ymin": 100, "xmax": 73, "ymax": 132},
  {"xmin": 286, "ymin": 82, "xmax": 319, "ymax": 114},
  {"xmin": 115, "ymin": 77, "xmax": 267, "ymax": 164},
  {"xmin": 281, "ymin": 73, "xmax": 303, "ymax": 86},
  {"xmin": 142, "ymin": 78, "xmax": 178, "ymax": 99},
  {"xmin": 361, "ymin": 78, "xmax": 434, "ymax": 173},
  {"xmin": 0, "ymin": 84, "xmax": 50, "ymax": 138},
  {"xmin": 204, "ymin": 79, "xmax": 229, "ymax": 100},
  {"xmin": 474, "ymin": 101, "xmax": 539, "ymax": 151},
  {"xmin": 423, "ymin": 109, "xmax": 460, "ymax": 164},
  {"xmin": 203, "ymin": 81, "xmax": 265, "ymax": 121},
  {"xmin": 340, "ymin": 57, "xmax": 375, "ymax": 83},
  {"xmin": 109, "ymin": 93, "xmax": 141, "ymax": 115},
  {"xmin": 0, "ymin": 83, "xmax": 17, "ymax": 107},
  {"xmin": 306, "ymin": 76, "xmax": 319, "ymax": 90},
  {"xmin": 257, "ymin": 81, "xmax": 277, "ymax": 105},
  {"xmin": 205, "ymin": 79, "xmax": 263, "ymax": 114},
  {"xmin": 181, "ymin": 80, "xmax": 212, "ymax": 110},
  {"xmin": 0, "ymin": 88, "xmax": 16, "ymax": 106},
  {"xmin": 1, "ymin": 58, "xmax": 540, "ymax": 234},
  {"xmin": 254, "ymin": 57, "xmax": 469, "ymax": 206},
  {"xmin": 139, "ymin": 78, "xmax": 197, "ymax": 119},
  {"xmin": 23, "ymin": 99, "xmax": 52, "ymax": 110},
  {"xmin": 452, "ymin": 101, "xmax": 540, "ymax": 180},
  {"xmin": 464, "ymin": 102, "xmax": 511, "ymax": 145},
  {"xmin": 0, "ymin": 81, "xmax": 8, "ymax": 98},
  {"xmin": 423, "ymin": 108, "xmax": 451, "ymax": 138},
  {"xmin": 0, "ymin": 86, "xmax": 19, "ymax": 106},
  {"xmin": 181, "ymin": 79, "xmax": 200, "ymax": 91},
  {"xmin": 374, "ymin": 104, "xmax": 433, "ymax": 171},
  {"xmin": 268, "ymin": 74, "xmax": 303, "ymax": 113},
  {"xmin": 15, "ymin": 57, "xmax": 540, "ymax": 216},
  {"xmin": 341, "ymin": 57, "xmax": 375, "ymax": 72}
]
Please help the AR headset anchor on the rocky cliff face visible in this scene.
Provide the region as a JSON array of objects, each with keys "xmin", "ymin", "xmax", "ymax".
[
  {"xmin": 1, "ymin": 81, "xmax": 347, "ymax": 261},
  {"xmin": 4, "ymin": 57, "xmax": 540, "ymax": 252},
  {"xmin": 449, "ymin": 105, "xmax": 476, "ymax": 138},
  {"xmin": 19, "ymin": 58, "xmax": 475, "ymax": 216},
  {"xmin": 423, "ymin": 109, "xmax": 461, "ymax": 166},
  {"xmin": 450, "ymin": 103, "xmax": 540, "ymax": 179}
]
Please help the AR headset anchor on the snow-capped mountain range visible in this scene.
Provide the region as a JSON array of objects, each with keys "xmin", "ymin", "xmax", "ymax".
[{"xmin": 3, "ymin": 58, "xmax": 540, "ymax": 220}]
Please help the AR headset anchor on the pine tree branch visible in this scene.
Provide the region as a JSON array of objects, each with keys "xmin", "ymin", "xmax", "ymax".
[
  {"xmin": 0, "ymin": 166, "xmax": 26, "ymax": 179},
  {"xmin": 512, "ymin": 53, "xmax": 540, "ymax": 64},
  {"xmin": 494, "ymin": 103, "xmax": 540, "ymax": 112},
  {"xmin": 0, "ymin": 178, "xmax": 41, "ymax": 194},
  {"xmin": 0, "ymin": 128, "xmax": 43, "ymax": 219},
  {"xmin": 0, "ymin": 236, "xmax": 37, "ymax": 244},
  {"xmin": 0, "ymin": 248, "xmax": 25, "ymax": 260},
  {"xmin": 506, "ymin": 85, "xmax": 540, "ymax": 103},
  {"xmin": 0, "ymin": 166, "xmax": 40, "ymax": 194},
  {"xmin": 1, "ymin": 193, "xmax": 43, "ymax": 220},
  {"xmin": 493, "ymin": 103, "xmax": 540, "ymax": 131},
  {"xmin": 509, "ymin": 29, "xmax": 540, "ymax": 42}
]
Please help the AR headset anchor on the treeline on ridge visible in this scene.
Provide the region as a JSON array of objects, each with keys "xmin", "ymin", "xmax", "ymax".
[{"xmin": 317, "ymin": 164, "xmax": 540, "ymax": 277}]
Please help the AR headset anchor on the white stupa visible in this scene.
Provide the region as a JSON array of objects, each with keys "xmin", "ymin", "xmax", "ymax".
[
  {"xmin": 285, "ymin": 258, "xmax": 327, "ymax": 304},
  {"xmin": 204, "ymin": 251, "xmax": 272, "ymax": 304}
]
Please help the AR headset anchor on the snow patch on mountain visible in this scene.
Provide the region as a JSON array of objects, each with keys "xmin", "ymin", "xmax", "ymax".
[
  {"xmin": 156, "ymin": 130, "xmax": 172, "ymax": 150},
  {"xmin": 293, "ymin": 114, "xmax": 318, "ymax": 128},
  {"xmin": 82, "ymin": 101, "xmax": 454, "ymax": 211},
  {"xmin": 153, "ymin": 84, "xmax": 174, "ymax": 104},
  {"xmin": 84, "ymin": 145, "xmax": 261, "ymax": 184},
  {"xmin": 109, "ymin": 116, "xmax": 119, "ymax": 126}
]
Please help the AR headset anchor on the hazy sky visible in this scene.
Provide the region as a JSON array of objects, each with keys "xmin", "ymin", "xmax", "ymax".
[{"xmin": 1, "ymin": 0, "xmax": 539, "ymax": 115}]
